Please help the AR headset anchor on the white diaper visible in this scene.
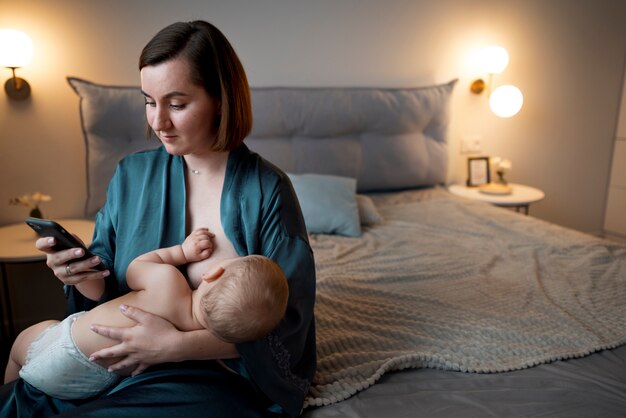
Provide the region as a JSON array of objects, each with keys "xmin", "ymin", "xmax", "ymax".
[{"xmin": 19, "ymin": 312, "xmax": 122, "ymax": 399}]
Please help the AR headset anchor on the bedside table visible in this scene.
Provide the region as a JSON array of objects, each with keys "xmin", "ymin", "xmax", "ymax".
[
  {"xmin": 0, "ymin": 219, "xmax": 95, "ymax": 355},
  {"xmin": 448, "ymin": 183, "xmax": 545, "ymax": 215}
]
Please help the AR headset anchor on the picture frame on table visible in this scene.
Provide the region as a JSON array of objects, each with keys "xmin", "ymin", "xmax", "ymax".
[{"xmin": 467, "ymin": 156, "xmax": 490, "ymax": 187}]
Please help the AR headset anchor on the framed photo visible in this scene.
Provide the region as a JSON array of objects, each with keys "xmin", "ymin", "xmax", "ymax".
[{"xmin": 467, "ymin": 156, "xmax": 490, "ymax": 187}]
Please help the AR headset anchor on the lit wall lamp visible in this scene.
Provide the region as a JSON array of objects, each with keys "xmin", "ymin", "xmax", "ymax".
[
  {"xmin": 470, "ymin": 45, "xmax": 523, "ymax": 118},
  {"xmin": 0, "ymin": 29, "xmax": 33, "ymax": 101}
]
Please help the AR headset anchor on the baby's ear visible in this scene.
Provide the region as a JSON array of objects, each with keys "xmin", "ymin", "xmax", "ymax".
[{"xmin": 202, "ymin": 266, "xmax": 225, "ymax": 282}]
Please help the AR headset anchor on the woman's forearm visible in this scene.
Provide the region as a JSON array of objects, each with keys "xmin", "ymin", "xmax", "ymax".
[
  {"xmin": 88, "ymin": 306, "xmax": 239, "ymax": 374},
  {"xmin": 75, "ymin": 277, "xmax": 105, "ymax": 301},
  {"xmin": 172, "ymin": 329, "xmax": 239, "ymax": 362}
]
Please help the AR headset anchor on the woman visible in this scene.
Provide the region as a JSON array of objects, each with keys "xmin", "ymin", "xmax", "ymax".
[{"xmin": 0, "ymin": 20, "xmax": 316, "ymax": 417}]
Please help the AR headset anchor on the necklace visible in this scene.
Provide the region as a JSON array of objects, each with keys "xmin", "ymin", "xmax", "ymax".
[{"xmin": 190, "ymin": 169, "xmax": 201, "ymax": 175}]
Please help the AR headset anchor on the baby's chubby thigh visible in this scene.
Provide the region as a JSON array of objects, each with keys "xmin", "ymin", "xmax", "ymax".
[{"xmin": 4, "ymin": 319, "xmax": 60, "ymax": 382}]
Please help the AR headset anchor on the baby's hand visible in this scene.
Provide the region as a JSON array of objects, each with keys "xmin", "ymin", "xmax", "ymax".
[{"xmin": 182, "ymin": 228, "xmax": 215, "ymax": 263}]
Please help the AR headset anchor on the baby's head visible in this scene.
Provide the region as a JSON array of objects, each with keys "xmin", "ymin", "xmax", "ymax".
[{"xmin": 197, "ymin": 255, "xmax": 289, "ymax": 343}]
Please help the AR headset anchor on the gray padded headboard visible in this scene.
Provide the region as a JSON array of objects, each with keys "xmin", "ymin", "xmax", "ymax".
[{"xmin": 68, "ymin": 78, "xmax": 457, "ymax": 217}]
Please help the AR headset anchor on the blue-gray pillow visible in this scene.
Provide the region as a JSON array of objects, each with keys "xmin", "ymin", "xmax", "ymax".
[{"xmin": 287, "ymin": 173, "xmax": 361, "ymax": 237}]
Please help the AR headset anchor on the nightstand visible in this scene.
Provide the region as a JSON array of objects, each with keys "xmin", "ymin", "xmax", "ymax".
[
  {"xmin": 0, "ymin": 219, "xmax": 95, "ymax": 362},
  {"xmin": 448, "ymin": 183, "xmax": 545, "ymax": 215}
]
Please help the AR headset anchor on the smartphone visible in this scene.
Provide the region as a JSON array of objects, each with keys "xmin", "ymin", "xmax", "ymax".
[{"xmin": 25, "ymin": 217, "xmax": 106, "ymax": 271}]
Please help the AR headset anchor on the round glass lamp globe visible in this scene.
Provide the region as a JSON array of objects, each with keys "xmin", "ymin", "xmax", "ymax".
[
  {"xmin": 477, "ymin": 46, "xmax": 509, "ymax": 74},
  {"xmin": 0, "ymin": 29, "xmax": 33, "ymax": 67},
  {"xmin": 489, "ymin": 85, "xmax": 523, "ymax": 118}
]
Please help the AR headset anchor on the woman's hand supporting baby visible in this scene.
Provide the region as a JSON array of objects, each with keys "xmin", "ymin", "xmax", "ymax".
[
  {"xmin": 88, "ymin": 305, "xmax": 239, "ymax": 376},
  {"xmin": 88, "ymin": 304, "xmax": 183, "ymax": 376}
]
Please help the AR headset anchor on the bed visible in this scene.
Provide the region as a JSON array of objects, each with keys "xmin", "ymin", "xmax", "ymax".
[{"xmin": 67, "ymin": 77, "xmax": 626, "ymax": 417}]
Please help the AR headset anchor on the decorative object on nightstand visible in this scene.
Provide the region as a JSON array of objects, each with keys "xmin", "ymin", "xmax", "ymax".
[
  {"xmin": 449, "ymin": 183, "xmax": 544, "ymax": 215},
  {"xmin": 9, "ymin": 192, "xmax": 52, "ymax": 219},
  {"xmin": 479, "ymin": 157, "xmax": 513, "ymax": 195},
  {"xmin": 466, "ymin": 156, "xmax": 491, "ymax": 187}
]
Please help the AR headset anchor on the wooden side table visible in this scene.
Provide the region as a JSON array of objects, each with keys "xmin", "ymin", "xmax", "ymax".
[
  {"xmin": 0, "ymin": 219, "xmax": 95, "ymax": 362},
  {"xmin": 448, "ymin": 183, "xmax": 545, "ymax": 215}
]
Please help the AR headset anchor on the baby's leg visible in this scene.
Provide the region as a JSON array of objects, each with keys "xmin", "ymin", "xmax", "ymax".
[{"xmin": 4, "ymin": 319, "xmax": 59, "ymax": 383}]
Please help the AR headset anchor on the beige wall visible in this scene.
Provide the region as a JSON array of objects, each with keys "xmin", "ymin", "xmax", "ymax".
[{"xmin": 1, "ymin": 0, "xmax": 625, "ymax": 235}]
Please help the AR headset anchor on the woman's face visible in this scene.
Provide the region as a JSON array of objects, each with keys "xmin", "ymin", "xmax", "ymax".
[{"xmin": 141, "ymin": 58, "xmax": 221, "ymax": 156}]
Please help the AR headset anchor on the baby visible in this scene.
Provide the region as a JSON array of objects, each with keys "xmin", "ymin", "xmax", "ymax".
[{"xmin": 4, "ymin": 228, "xmax": 289, "ymax": 399}]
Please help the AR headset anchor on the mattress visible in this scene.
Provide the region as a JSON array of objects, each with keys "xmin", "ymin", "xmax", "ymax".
[{"xmin": 303, "ymin": 344, "xmax": 626, "ymax": 417}]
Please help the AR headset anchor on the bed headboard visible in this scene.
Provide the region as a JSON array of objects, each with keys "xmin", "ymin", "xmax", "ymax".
[{"xmin": 68, "ymin": 78, "xmax": 457, "ymax": 218}]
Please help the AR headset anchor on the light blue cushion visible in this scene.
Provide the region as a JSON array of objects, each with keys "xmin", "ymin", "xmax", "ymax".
[{"xmin": 287, "ymin": 173, "xmax": 361, "ymax": 237}]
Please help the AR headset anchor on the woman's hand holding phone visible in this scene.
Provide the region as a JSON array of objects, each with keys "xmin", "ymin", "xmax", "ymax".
[{"xmin": 27, "ymin": 218, "xmax": 110, "ymax": 287}]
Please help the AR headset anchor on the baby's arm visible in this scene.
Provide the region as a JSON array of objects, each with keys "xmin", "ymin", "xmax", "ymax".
[{"xmin": 126, "ymin": 228, "xmax": 214, "ymax": 291}]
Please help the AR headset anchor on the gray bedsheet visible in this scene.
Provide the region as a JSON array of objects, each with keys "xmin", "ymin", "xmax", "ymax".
[
  {"xmin": 303, "ymin": 344, "xmax": 626, "ymax": 418},
  {"xmin": 302, "ymin": 188, "xmax": 626, "ymax": 417}
]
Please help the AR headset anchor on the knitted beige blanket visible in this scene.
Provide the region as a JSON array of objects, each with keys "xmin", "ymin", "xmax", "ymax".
[{"xmin": 304, "ymin": 192, "xmax": 626, "ymax": 408}]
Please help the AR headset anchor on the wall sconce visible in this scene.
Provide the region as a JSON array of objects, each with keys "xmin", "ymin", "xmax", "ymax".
[
  {"xmin": 470, "ymin": 45, "xmax": 523, "ymax": 118},
  {"xmin": 0, "ymin": 29, "xmax": 33, "ymax": 101}
]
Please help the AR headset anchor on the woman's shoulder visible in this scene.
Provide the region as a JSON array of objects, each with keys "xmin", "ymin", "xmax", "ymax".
[
  {"xmin": 121, "ymin": 145, "xmax": 169, "ymax": 162},
  {"xmin": 231, "ymin": 144, "xmax": 290, "ymax": 188},
  {"xmin": 118, "ymin": 146, "xmax": 169, "ymax": 167}
]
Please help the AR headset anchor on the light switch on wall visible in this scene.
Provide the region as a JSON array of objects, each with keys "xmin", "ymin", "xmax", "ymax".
[{"xmin": 460, "ymin": 135, "xmax": 482, "ymax": 154}]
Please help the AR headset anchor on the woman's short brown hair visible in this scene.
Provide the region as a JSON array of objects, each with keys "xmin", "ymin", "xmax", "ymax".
[{"xmin": 139, "ymin": 21, "xmax": 252, "ymax": 151}]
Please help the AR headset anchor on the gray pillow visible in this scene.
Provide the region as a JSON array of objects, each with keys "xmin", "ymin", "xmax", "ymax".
[
  {"xmin": 245, "ymin": 82, "xmax": 457, "ymax": 191},
  {"xmin": 67, "ymin": 77, "xmax": 160, "ymax": 217},
  {"xmin": 356, "ymin": 194, "xmax": 384, "ymax": 226},
  {"xmin": 67, "ymin": 77, "xmax": 456, "ymax": 218}
]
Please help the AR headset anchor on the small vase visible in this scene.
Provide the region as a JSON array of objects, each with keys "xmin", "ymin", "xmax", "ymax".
[
  {"xmin": 496, "ymin": 171, "xmax": 507, "ymax": 185},
  {"xmin": 29, "ymin": 207, "xmax": 43, "ymax": 219}
]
